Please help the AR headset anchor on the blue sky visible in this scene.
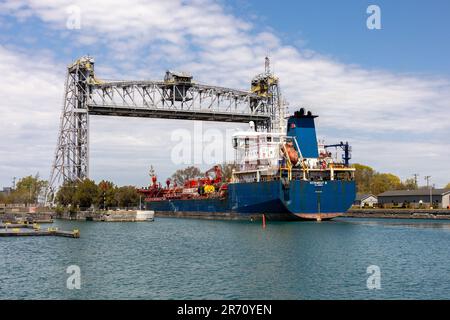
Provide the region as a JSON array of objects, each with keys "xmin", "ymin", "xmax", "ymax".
[
  {"xmin": 230, "ymin": 0, "xmax": 450, "ymax": 75},
  {"xmin": 0, "ymin": 0, "xmax": 449, "ymax": 189}
]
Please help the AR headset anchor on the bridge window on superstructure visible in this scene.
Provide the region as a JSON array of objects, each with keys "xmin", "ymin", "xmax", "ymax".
[{"xmin": 245, "ymin": 138, "xmax": 249, "ymax": 148}]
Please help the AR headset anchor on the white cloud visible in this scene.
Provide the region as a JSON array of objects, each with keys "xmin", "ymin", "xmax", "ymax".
[
  {"xmin": 1, "ymin": 0, "xmax": 450, "ymax": 187},
  {"xmin": 0, "ymin": 45, "xmax": 62, "ymax": 182}
]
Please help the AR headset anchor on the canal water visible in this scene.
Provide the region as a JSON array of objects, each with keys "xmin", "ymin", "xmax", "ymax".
[{"xmin": 1, "ymin": 217, "xmax": 450, "ymax": 299}]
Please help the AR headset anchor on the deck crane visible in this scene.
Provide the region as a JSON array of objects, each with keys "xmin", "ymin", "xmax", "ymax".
[
  {"xmin": 324, "ymin": 142, "xmax": 352, "ymax": 166},
  {"xmin": 205, "ymin": 165, "xmax": 223, "ymax": 184}
]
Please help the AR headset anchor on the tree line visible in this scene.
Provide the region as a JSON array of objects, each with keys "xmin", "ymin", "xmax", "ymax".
[
  {"xmin": 352, "ymin": 163, "xmax": 450, "ymax": 195},
  {"xmin": 0, "ymin": 174, "xmax": 47, "ymax": 205},
  {"xmin": 54, "ymin": 179, "xmax": 140, "ymax": 209},
  {"xmin": 0, "ymin": 174, "xmax": 140, "ymax": 210}
]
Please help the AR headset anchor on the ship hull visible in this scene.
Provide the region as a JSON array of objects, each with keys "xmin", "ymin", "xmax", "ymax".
[{"xmin": 145, "ymin": 180, "xmax": 355, "ymax": 221}]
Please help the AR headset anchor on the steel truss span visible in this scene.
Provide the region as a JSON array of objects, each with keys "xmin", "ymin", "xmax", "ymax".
[
  {"xmin": 88, "ymin": 81, "xmax": 271, "ymax": 123},
  {"xmin": 46, "ymin": 56, "xmax": 282, "ymax": 202}
]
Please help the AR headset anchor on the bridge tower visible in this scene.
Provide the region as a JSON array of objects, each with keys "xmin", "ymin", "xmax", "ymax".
[
  {"xmin": 47, "ymin": 57, "xmax": 95, "ymax": 201},
  {"xmin": 250, "ymin": 56, "xmax": 286, "ymax": 132}
]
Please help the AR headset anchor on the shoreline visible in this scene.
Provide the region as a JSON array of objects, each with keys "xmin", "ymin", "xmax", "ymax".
[
  {"xmin": 2, "ymin": 208, "xmax": 450, "ymax": 222},
  {"xmin": 344, "ymin": 208, "xmax": 450, "ymax": 220}
]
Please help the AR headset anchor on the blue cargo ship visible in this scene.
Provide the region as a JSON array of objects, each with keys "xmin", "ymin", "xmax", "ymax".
[{"xmin": 139, "ymin": 108, "xmax": 356, "ymax": 221}]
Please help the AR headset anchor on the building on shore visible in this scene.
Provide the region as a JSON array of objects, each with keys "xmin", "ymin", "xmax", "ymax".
[
  {"xmin": 353, "ymin": 194, "xmax": 378, "ymax": 208},
  {"xmin": 378, "ymin": 189, "xmax": 450, "ymax": 209}
]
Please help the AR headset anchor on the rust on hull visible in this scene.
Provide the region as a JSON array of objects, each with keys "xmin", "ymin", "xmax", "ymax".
[{"xmin": 294, "ymin": 213, "xmax": 343, "ymax": 221}]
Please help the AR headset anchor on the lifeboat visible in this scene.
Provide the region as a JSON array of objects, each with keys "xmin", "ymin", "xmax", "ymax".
[{"xmin": 284, "ymin": 142, "xmax": 299, "ymax": 165}]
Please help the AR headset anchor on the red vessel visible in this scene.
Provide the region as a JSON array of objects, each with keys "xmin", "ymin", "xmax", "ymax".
[{"xmin": 139, "ymin": 165, "xmax": 228, "ymax": 202}]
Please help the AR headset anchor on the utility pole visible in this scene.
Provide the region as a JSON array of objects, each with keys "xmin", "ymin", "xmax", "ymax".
[
  {"xmin": 12, "ymin": 176, "xmax": 16, "ymax": 190},
  {"xmin": 424, "ymin": 175, "xmax": 431, "ymax": 188},
  {"xmin": 424, "ymin": 176, "xmax": 432, "ymax": 209},
  {"xmin": 412, "ymin": 173, "xmax": 419, "ymax": 188}
]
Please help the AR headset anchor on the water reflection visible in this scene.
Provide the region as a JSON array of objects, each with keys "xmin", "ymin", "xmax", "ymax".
[{"xmin": 336, "ymin": 217, "xmax": 450, "ymax": 231}]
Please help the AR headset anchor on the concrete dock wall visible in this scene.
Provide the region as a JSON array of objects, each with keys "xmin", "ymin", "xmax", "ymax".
[
  {"xmin": 56, "ymin": 210, "xmax": 153, "ymax": 222},
  {"xmin": 345, "ymin": 208, "xmax": 450, "ymax": 220}
]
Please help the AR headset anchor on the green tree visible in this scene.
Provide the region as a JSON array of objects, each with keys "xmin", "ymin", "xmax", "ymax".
[
  {"xmin": 445, "ymin": 183, "xmax": 450, "ymax": 189},
  {"xmin": 55, "ymin": 180, "xmax": 77, "ymax": 207},
  {"xmin": 74, "ymin": 179, "xmax": 99, "ymax": 208},
  {"xmin": 96, "ymin": 180, "xmax": 118, "ymax": 209},
  {"xmin": 115, "ymin": 186, "xmax": 139, "ymax": 208},
  {"xmin": 171, "ymin": 166, "xmax": 202, "ymax": 185},
  {"xmin": 400, "ymin": 178, "xmax": 418, "ymax": 190},
  {"xmin": 11, "ymin": 174, "xmax": 47, "ymax": 205},
  {"xmin": 352, "ymin": 163, "xmax": 375, "ymax": 193},
  {"xmin": 370, "ymin": 173, "xmax": 402, "ymax": 195},
  {"xmin": 0, "ymin": 192, "xmax": 6, "ymax": 204}
]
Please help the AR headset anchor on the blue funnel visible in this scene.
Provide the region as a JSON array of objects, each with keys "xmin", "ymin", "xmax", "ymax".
[{"xmin": 286, "ymin": 109, "xmax": 319, "ymax": 158}]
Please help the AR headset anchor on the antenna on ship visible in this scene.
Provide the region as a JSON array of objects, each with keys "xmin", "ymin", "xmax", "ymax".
[
  {"xmin": 265, "ymin": 56, "xmax": 271, "ymax": 74},
  {"xmin": 149, "ymin": 165, "xmax": 155, "ymax": 177}
]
